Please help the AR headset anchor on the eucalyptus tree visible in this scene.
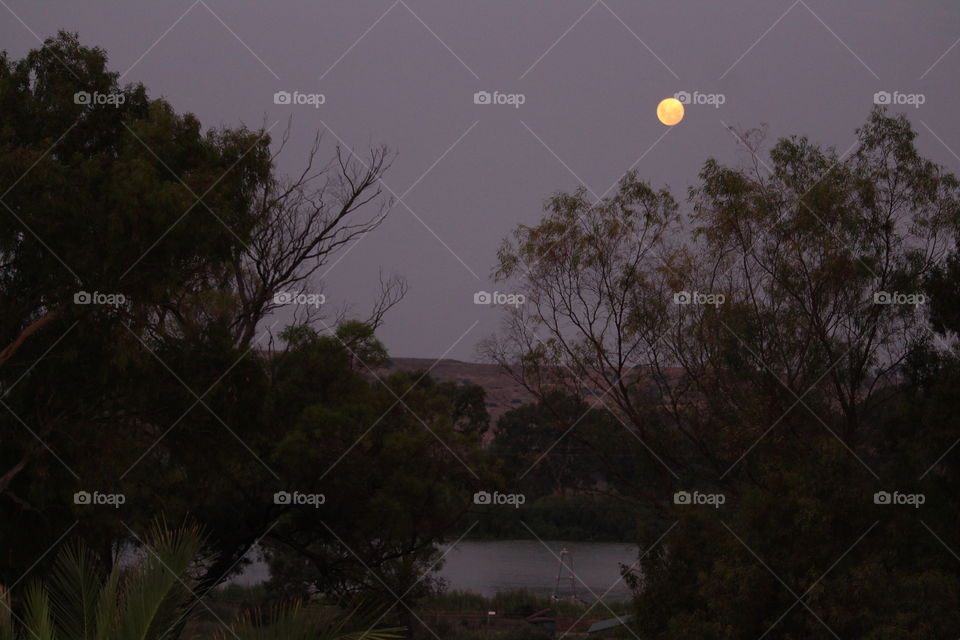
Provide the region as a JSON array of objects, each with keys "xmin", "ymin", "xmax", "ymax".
[
  {"xmin": 0, "ymin": 32, "xmax": 407, "ymax": 594},
  {"xmin": 484, "ymin": 109, "xmax": 960, "ymax": 637}
]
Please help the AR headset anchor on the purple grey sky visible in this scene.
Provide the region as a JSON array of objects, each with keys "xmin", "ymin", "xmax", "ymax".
[{"xmin": 2, "ymin": 0, "xmax": 958, "ymax": 361}]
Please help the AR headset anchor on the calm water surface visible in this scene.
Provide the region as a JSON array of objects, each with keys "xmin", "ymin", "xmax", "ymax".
[{"xmin": 437, "ymin": 540, "xmax": 637, "ymax": 601}]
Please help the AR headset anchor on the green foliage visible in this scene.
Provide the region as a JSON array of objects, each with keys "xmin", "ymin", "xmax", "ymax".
[
  {"xmin": 474, "ymin": 393, "xmax": 646, "ymax": 541},
  {"xmin": 214, "ymin": 604, "xmax": 402, "ymax": 640},
  {"xmin": 47, "ymin": 546, "xmax": 110, "ymax": 640},
  {"xmin": 0, "ymin": 525, "xmax": 402, "ymax": 640},
  {"xmin": 491, "ymin": 393, "xmax": 641, "ymax": 494},
  {"xmin": 634, "ymin": 112, "xmax": 960, "ymax": 638},
  {"xmin": 471, "ymin": 493, "xmax": 636, "ymax": 542},
  {"xmin": 262, "ymin": 326, "xmax": 494, "ymax": 605},
  {"xmin": 0, "ymin": 524, "xmax": 201, "ymax": 640},
  {"xmin": 0, "ymin": 33, "xmax": 470, "ymax": 623},
  {"xmin": 334, "ymin": 321, "xmax": 389, "ymax": 369},
  {"xmin": 0, "ymin": 30, "xmax": 276, "ymax": 584},
  {"xmin": 489, "ymin": 108, "xmax": 960, "ymax": 637}
]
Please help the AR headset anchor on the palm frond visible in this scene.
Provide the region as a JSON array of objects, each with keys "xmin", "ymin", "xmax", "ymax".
[
  {"xmin": 93, "ymin": 566, "xmax": 121, "ymax": 640},
  {"xmin": 334, "ymin": 629, "xmax": 405, "ymax": 640},
  {"xmin": 47, "ymin": 545, "xmax": 101, "ymax": 640},
  {"xmin": 220, "ymin": 602, "xmax": 405, "ymax": 640},
  {"xmin": 115, "ymin": 524, "xmax": 203, "ymax": 640},
  {"xmin": 4, "ymin": 524, "xmax": 403, "ymax": 640},
  {"xmin": 315, "ymin": 607, "xmax": 404, "ymax": 640},
  {"xmin": 22, "ymin": 582, "xmax": 57, "ymax": 640},
  {"xmin": 219, "ymin": 601, "xmax": 314, "ymax": 640},
  {"xmin": 0, "ymin": 586, "xmax": 15, "ymax": 640}
]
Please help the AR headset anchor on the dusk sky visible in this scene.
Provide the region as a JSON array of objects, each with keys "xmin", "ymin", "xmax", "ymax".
[{"xmin": 3, "ymin": 0, "xmax": 958, "ymax": 360}]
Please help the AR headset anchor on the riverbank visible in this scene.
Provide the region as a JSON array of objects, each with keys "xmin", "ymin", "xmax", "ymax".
[
  {"xmin": 467, "ymin": 494, "xmax": 639, "ymax": 543},
  {"xmin": 419, "ymin": 589, "xmax": 634, "ymax": 639},
  {"xmin": 191, "ymin": 585, "xmax": 635, "ymax": 640}
]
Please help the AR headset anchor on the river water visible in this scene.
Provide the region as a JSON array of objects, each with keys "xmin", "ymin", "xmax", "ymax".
[
  {"xmin": 437, "ymin": 540, "xmax": 637, "ymax": 601},
  {"xmin": 236, "ymin": 540, "xmax": 637, "ymax": 602}
]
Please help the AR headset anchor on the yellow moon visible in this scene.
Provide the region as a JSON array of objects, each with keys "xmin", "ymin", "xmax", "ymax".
[{"xmin": 657, "ymin": 97, "xmax": 684, "ymax": 126}]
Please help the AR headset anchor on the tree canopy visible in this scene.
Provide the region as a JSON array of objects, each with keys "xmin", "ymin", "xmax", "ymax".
[
  {"xmin": 485, "ymin": 108, "xmax": 960, "ymax": 638},
  {"xmin": 0, "ymin": 34, "xmax": 488, "ymax": 623}
]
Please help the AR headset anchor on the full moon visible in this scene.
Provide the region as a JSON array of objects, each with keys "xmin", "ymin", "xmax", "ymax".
[{"xmin": 657, "ymin": 97, "xmax": 684, "ymax": 126}]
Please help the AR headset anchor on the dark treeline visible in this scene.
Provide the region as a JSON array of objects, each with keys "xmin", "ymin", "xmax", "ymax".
[
  {"xmin": 0, "ymin": 32, "xmax": 491, "ymax": 639},
  {"xmin": 481, "ymin": 106, "xmax": 960, "ymax": 636}
]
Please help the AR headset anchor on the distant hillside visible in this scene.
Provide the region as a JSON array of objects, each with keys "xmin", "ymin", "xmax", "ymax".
[{"xmin": 378, "ymin": 358, "xmax": 536, "ymax": 426}]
